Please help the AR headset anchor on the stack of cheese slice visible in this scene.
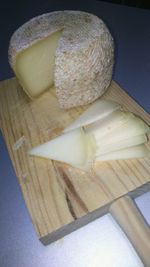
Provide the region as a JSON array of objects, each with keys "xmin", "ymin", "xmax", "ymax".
[
  {"xmin": 29, "ymin": 100, "xmax": 150, "ymax": 169},
  {"xmin": 8, "ymin": 11, "xmax": 114, "ymax": 109}
]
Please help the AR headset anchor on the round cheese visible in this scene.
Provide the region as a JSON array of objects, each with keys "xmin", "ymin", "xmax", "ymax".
[{"xmin": 8, "ymin": 11, "xmax": 114, "ymax": 109}]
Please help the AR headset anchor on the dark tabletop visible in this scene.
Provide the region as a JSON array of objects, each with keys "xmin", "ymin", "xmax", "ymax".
[{"xmin": 0, "ymin": 1, "xmax": 150, "ymax": 266}]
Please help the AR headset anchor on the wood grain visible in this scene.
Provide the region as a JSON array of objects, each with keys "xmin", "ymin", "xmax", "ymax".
[
  {"xmin": 0, "ymin": 77, "xmax": 150, "ymax": 244},
  {"xmin": 110, "ymin": 196, "xmax": 150, "ymax": 267}
]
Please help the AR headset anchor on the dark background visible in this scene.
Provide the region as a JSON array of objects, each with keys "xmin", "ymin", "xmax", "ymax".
[{"xmin": 103, "ymin": 0, "xmax": 150, "ymax": 9}]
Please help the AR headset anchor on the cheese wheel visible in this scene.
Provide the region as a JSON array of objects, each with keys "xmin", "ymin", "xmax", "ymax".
[{"xmin": 8, "ymin": 11, "xmax": 114, "ymax": 109}]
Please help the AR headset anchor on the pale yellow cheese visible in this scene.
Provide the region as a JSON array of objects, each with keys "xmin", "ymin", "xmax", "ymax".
[
  {"xmin": 29, "ymin": 128, "xmax": 95, "ymax": 168},
  {"xmin": 15, "ymin": 31, "xmax": 62, "ymax": 97}
]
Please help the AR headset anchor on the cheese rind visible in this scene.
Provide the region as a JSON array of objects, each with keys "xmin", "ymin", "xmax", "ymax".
[{"xmin": 9, "ymin": 11, "xmax": 114, "ymax": 108}]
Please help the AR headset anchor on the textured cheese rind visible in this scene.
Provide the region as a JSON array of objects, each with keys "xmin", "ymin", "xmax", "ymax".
[{"xmin": 8, "ymin": 10, "xmax": 114, "ymax": 108}]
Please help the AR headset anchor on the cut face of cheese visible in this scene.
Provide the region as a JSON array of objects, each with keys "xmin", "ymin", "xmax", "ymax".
[{"xmin": 15, "ymin": 30, "xmax": 62, "ymax": 97}]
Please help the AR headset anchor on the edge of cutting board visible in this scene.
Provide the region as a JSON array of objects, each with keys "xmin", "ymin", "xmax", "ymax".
[
  {"xmin": 0, "ymin": 77, "xmax": 150, "ymax": 245},
  {"xmin": 40, "ymin": 182, "xmax": 150, "ymax": 245}
]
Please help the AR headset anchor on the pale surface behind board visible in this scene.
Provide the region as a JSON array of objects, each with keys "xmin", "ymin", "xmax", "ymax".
[
  {"xmin": 0, "ymin": 77, "xmax": 150, "ymax": 244},
  {"xmin": 136, "ymin": 192, "xmax": 150, "ymax": 226},
  {"xmin": 41, "ymin": 214, "xmax": 143, "ymax": 267}
]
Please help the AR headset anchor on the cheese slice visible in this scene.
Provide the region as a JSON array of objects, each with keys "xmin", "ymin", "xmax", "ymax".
[
  {"xmin": 96, "ymin": 145, "xmax": 150, "ymax": 161},
  {"xmin": 29, "ymin": 128, "xmax": 95, "ymax": 168},
  {"xmin": 96, "ymin": 134, "xmax": 147, "ymax": 156},
  {"xmin": 64, "ymin": 100, "xmax": 120, "ymax": 133},
  {"xmin": 8, "ymin": 11, "xmax": 114, "ymax": 108},
  {"xmin": 15, "ymin": 31, "xmax": 62, "ymax": 97}
]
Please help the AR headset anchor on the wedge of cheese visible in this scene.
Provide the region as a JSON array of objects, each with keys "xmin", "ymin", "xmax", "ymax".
[
  {"xmin": 8, "ymin": 11, "xmax": 114, "ymax": 108},
  {"xmin": 29, "ymin": 128, "xmax": 96, "ymax": 169}
]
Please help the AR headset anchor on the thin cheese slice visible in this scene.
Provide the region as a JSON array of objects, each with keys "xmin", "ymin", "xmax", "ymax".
[
  {"xmin": 15, "ymin": 31, "xmax": 62, "ymax": 97},
  {"xmin": 64, "ymin": 100, "xmax": 120, "ymax": 133},
  {"xmin": 96, "ymin": 134, "xmax": 147, "ymax": 156},
  {"xmin": 96, "ymin": 145, "xmax": 150, "ymax": 161},
  {"xmin": 29, "ymin": 128, "xmax": 90, "ymax": 168}
]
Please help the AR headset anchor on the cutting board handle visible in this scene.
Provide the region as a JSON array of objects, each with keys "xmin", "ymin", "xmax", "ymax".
[{"xmin": 109, "ymin": 196, "xmax": 150, "ymax": 267}]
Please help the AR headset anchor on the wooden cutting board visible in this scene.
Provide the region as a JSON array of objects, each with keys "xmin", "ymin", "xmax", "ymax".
[{"xmin": 0, "ymin": 77, "xmax": 150, "ymax": 245}]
